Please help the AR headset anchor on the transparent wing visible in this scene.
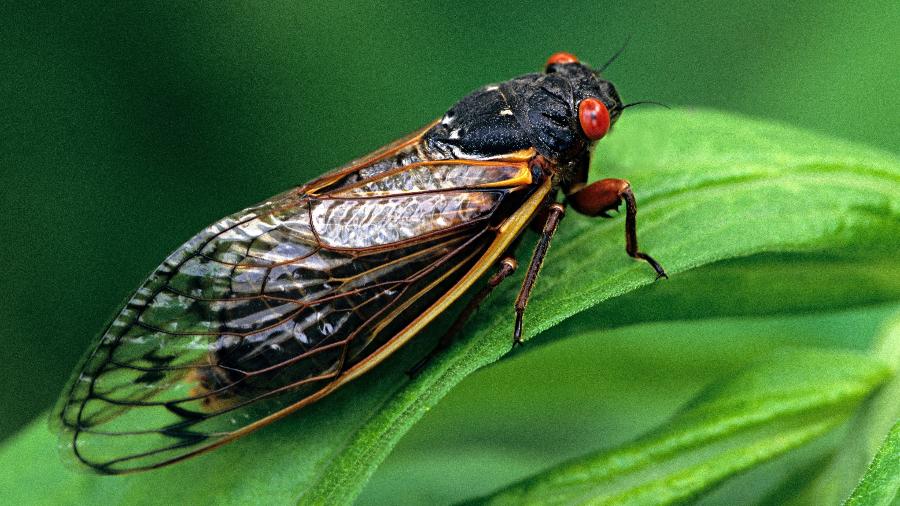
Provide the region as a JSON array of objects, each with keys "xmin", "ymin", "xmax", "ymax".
[{"xmin": 53, "ymin": 159, "xmax": 533, "ymax": 474}]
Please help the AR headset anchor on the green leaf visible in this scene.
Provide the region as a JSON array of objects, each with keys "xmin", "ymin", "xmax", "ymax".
[
  {"xmin": 844, "ymin": 420, "xmax": 900, "ymax": 506},
  {"xmin": 561, "ymin": 240, "xmax": 900, "ymax": 331},
  {"xmin": 1, "ymin": 109, "xmax": 897, "ymax": 505},
  {"xmin": 465, "ymin": 348, "xmax": 891, "ymax": 506}
]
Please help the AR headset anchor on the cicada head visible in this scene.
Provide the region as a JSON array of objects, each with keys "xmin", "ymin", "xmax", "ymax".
[
  {"xmin": 425, "ymin": 52, "xmax": 625, "ymax": 170},
  {"xmin": 530, "ymin": 52, "xmax": 624, "ymax": 163}
]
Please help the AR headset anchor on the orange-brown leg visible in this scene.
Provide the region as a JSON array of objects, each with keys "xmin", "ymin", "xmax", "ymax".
[
  {"xmin": 569, "ymin": 178, "xmax": 667, "ymax": 279},
  {"xmin": 407, "ymin": 257, "xmax": 518, "ymax": 378}
]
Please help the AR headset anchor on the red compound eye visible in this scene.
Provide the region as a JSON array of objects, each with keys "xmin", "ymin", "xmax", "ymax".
[
  {"xmin": 578, "ymin": 98, "xmax": 610, "ymax": 140},
  {"xmin": 546, "ymin": 52, "xmax": 579, "ymax": 69}
]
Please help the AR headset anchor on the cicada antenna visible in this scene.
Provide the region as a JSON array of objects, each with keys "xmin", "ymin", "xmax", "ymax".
[
  {"xmin": 619, "ymin": 100, "xmax": 671, "ymax": 111},
  {"xmin": 598, "ymin": 36, "xmax": 632, "ymax": 72}
]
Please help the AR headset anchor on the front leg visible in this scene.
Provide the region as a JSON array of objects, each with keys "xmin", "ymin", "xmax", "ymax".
[
  {"xmin": 513, "ymin": 202, "xmax": 566, "ymax": 345},
  {"xmin": 569, "ymin": 178, "xmax": 667, "ymax": 279}
]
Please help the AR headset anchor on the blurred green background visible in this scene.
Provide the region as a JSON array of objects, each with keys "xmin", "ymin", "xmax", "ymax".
[{"xmin": 1, "ymin": 0, "xmax": 897, "ymax": 493}]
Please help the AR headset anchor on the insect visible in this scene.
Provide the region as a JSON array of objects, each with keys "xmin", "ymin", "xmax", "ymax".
[{"xmin": 53, "ymin": 51, "xmax": 666, "ymax": 474}]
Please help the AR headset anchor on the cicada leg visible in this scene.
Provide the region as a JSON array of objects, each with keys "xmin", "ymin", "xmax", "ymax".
[
  {"xmin": 513, "ymin": 202, "xmax": 567, "ymax": 345},
  {"xmin": 569, "ymin": 178, "xmax": 667, "ymax": 279},
  {"xmin": 407, "ymin": 257, "xmax": 519, "ymax": 378}
]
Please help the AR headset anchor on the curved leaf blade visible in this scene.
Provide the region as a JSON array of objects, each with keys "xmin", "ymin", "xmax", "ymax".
[
  {"xmin": 779, "ymin": 315, "xmax": 900, "ymax": 504},
  {"xmin": 844, "ymin": 420, "xmax": 900, "ymax": 506},
  {"xmin": 468, "ymin": 348, "xmax": 891, "ymax": 506},
  {"xmin": 302, "ymin": 110, "xmax": 899, "ymax": 504}
]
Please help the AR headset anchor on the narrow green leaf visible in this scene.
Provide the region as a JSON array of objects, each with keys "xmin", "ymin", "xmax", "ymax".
[
  {"xmin": 468, "ymin": 348, "xmax": 891, "ymax": 506},
  {"xmin": 778, "ymin": 315, "xmax": 900, "ymax": 504},
  {"xmin": 556, "ymin": 244, "xmax": 900, "ymax": 334},
  {"xmin": 300, "ymin": 110, "xmax": 899, "ymax": 505},
  {"xmin": 844, "ymin": 420, "xmax": 900, "ymax": 506},
  {"xmin": 0, "ymin": 109, "xmax": 897, "ymax": 505}
]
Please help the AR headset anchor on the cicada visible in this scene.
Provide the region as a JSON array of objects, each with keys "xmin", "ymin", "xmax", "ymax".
[{"xmin": 53, "ymin": 51, "xmax": 666, "ymax": 474}]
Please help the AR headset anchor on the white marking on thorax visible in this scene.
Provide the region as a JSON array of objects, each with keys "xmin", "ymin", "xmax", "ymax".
[
  {"xmin": 499, "ymin": 109, "xmax": 513, "ymax": 116},
  {"xmin": 449, "ymin": 129, "xmax": 460, "ymax": 139}
]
